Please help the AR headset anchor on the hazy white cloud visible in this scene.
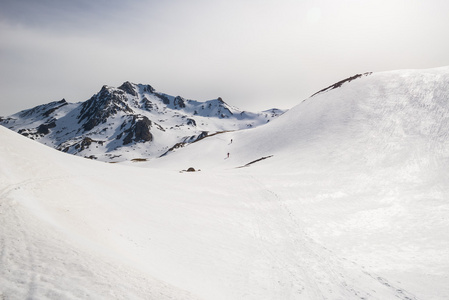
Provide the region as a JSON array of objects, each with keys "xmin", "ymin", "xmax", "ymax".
[{"xmin": 1, "ymin": 0, "xmax": 448, "ymax": 115}]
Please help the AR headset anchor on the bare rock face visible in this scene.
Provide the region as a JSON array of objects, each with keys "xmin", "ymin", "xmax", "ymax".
[
  {"xmin": 118, "ymin": 81, "xmax": 138, "ymax": 97},
  {"xmin": 58, "ymin": 137, "xmax": 105, "ymax": 154},
  {"xmin": 121, "ymin": 116, "xmax": 153, "ymax": 145},
  {"xmin": 142, "ymin": 84, "xmax": 155, "ymax": 93},
  {"xmin": 174, "ymin": 96, "xmax": 186, "ymax": 108},
  {"xmin": 186, "ymin": 118, "xmax": 196, "ymax": 126},
  {"xmin": 311, "ymin": 72, "xmax": 373, "ymax": 97},
  {"xmin": 37, "ymin": 121, "xmax": 56, "ymax": 135},
  {"xmin": 18, "ymin": 99, "xmax": 68, "ymax": 119},
  {"xmin": 78, "ymin": 86, "xmax": 134, "ymax": 131}
]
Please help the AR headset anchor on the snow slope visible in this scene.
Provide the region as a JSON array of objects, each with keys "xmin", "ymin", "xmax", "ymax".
[
  {"xmin": 1, "ymin": 67, "xmax": 449, "ymax": 299},
  {"xmin": 143, "ymin": 66, "xmax": 449, "ymax": 298},
  {"xmin": 152, "ymin": 67, "xmax": 449, "ymax": 171}
]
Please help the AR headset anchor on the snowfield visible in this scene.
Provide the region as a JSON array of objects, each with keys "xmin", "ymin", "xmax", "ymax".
[{"xmin": 1, "ymin": 67, "xmax": 449, "ymax": 299}]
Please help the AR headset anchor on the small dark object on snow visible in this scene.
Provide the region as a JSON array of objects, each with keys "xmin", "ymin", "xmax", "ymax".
[{"xmin": 186, "ymin": 167, "xmax": 196, "ymax": 172}]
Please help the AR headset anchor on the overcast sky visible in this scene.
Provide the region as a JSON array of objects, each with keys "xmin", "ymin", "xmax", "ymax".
[{"xmin": 1, "ymin": 0, "xmax": 448, "ymax": 115}]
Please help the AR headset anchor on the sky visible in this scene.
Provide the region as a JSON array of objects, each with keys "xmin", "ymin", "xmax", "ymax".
[{"xmin": 1, "ymin": 0, "xmax": 448, "ymax": 116}]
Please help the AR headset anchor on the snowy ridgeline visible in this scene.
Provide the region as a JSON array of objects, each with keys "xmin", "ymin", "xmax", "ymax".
[
  {"xmin": 1, "ymin": 66, "xmax": 449, "ymax": 299},
  {"xmin": 0, "ymin": 82, "xmax": 285, "ymax": 162}
]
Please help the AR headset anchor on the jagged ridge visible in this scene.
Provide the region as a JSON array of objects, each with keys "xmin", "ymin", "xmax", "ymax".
[{"xmin": 0, "ymin": 82, "xmax": 285, "ymax": 162}]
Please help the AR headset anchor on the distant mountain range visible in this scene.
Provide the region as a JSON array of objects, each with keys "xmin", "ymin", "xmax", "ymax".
[{"xmin": 0, "ymin": 82, "xmax": 284, "ymax": 162}]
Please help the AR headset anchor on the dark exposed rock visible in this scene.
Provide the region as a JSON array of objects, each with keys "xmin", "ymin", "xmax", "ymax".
[
  {"xmin": 311, "ymin": 72, "xmax": 372, "ymax": 97},
  {"xmin": 118, "ymin": 81, "xmax": 137, "ymax": 96},
  {"xmin": 196, "ymin": 131, "xmax": 208, "ymax": 141},
  {"xmin": 42, "ymin": 100, "xmax": 68, "ymax": 117},
  {"xmin": 19, "ymin": 99, "xmax": 68, "ymax": 119},
  {"xmin": 142, "ymin": 97, "xmax": 157, "ymax": 111},
  {"xmin": 160, "ymin": 142, "xmax": 185, "ymax": 157},
  {"xmin": 160, "ymin": 131, "xmax": 209, "ymax": 157},
  {"xmin": 131, "ymin": 158, "xmax": 148, "ymax": 162},
  {"xmin": 18, "ymin": 129, "xmax": 29, "ymax": 136},
  {"xmin": 78, "ymin": 86, "xmax": 133, "ymax": 131},
  {"xmin": 77, "ymin": 137, "xmax": 97, "ymax": 151},
  {"xmin": 36, "ymin": 121, "xmax": 57, "ymax": 135},
  {"xmin": 56, "ymin": 136, "xmax": 104, "ymax": 153},
  {"xmin": 121, "ymin": 115, "xmax": 153, "ymax": 145},
  {"xmin": 143, "ymin": 85, "xmax": 155, "ymax": 93},
  {"xmin": 174, "ymin": 96, "xmax": 186, "ymax": 108},
  {"xmin": 237, "ymin": 155, "xmax": 274, "ymax": 168},
  {"xmin": 204, "ymin": 98, "xmax": 233, "ymax": 117},
  {"xmin": 130, "ymin": 118, "xmax": 152, "ymax": 142},
  {"xmin": 154, "ymin": 93, "xmax": 170, "ymax": 105},
  {"xmin": 0, "ymin": 117, "xmax": 15, "ymax": 125},
  {"xmin": 186, "ymin": 118, "xmax": 196, "ymax": 126},
  {"xmin": 80, "ymin": 137, "xmax": 93, "ymax": 148},
  {"xmin": 186, "ymin": 167, "xmax": 195, "ymax": 172},
  {"xmin": 122, "ymin": 133, "xmax": 133, "ymax": 145}
]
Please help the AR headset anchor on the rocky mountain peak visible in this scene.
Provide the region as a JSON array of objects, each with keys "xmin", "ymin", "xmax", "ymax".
[
  {"xmin": 142, "ymin": 84, "xmax": 155, "ymax": 94},
  {"xmin": 78, "ymin": 85, "xmax": 134, "ymax": 131},
  {"xmin": 118, "ymin": 81, "xmax": 138, "ymax": 97},
  {"xmin": 1, "ymin": 82, "xmax": 286, "ymax": 162},
  {"xmin": 17, "ymin": 99, "xmax": 68, "ymax": 120}
]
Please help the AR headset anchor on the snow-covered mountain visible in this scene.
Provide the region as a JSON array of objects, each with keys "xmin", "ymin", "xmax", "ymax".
[
  {"xmin": 1, "ymin": 67, "xmax": 449, "ymax": 299},
  {"xmin": 155, "ymin": 67, "xmax": 449, "ymax": 171},
  {"xmin": 0, "ymin": 82, "xmax": 284, "ymax": 162}
]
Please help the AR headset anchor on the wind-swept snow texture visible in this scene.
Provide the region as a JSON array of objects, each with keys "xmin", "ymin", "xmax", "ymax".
[{"xmin": 1, "ymin": 67, "xmax": 449, "ymax": 299}]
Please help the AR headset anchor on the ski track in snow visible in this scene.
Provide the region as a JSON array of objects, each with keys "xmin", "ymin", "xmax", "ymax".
[
  {"xmin": 245, "ymin": 175, "xmax": 419, "ymax": 300},
  {"xmin": 0, "ymin": 177, "xmax": 199, "ymax": 300},
  {"xmin": 1, "ymin": 182, "xmax": 40, "ymax": 300}
]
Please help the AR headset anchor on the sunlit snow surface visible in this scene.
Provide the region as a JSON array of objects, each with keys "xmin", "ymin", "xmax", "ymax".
[{"xmin": 1, "ymin": 67, "xmax": 449, "ymax": 299}]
